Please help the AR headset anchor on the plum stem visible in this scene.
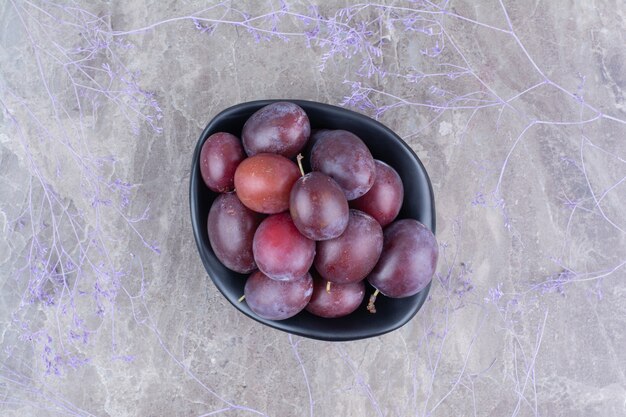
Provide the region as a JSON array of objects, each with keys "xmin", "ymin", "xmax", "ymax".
[
  {"xmin": 238, "ymin": 294, "xmax": 246, "ymax": 302},
  {"xmin": 367, "ymin": 289, "xmax": 380, "ymax": 313},
  {"xmin": 326, "ymin": 281, "xmax": 331, "ymax": 293},
  {"xmin": 296, "ymin": 153, "xmax": 305, "ymax": 176}
]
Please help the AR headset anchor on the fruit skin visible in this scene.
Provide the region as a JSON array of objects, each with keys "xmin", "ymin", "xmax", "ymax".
[
  {"xmin": 310, "ymin": 130, "xmax": 376, "ymax": 200},
  {"xmin": 207, "ymin": 192, "xmax": 263, "ymax": 273},
  {"xmin": 234, "ymin": 153, "xmax": 301, "ymax": 214},
  {"xmin": 199, "ymin": 132, "xmax": 245, "ymax": 192},
  {"xmin": 351, "ymin": 160, "xmax": 404, "ymax": 227},
  {"xmin": 305, "ymin": 274, "xmax": 365, "ymax": 318},
  {"xmin": 244, "ymin": 271, "xmax": 313, "ymax": 320},
  {"xmin": 289, "ymin": 172, "xmax": 349, "ymax": 241},
  {"xmin": 253, "ymin": 212, "xmax": 316, "ymax": 281},
  {"xmin": 314, "ymin": 209, "xmax": 383, "ymax": 284},
  {"xmin": 367, "ymin": 219, "xmax": 438, "ymax": 298},
  {"xmin": 242, "ymin": 102, "xmax": 311, "ymax": 158}
]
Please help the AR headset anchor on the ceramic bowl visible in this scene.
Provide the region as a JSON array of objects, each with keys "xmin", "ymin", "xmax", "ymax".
[{"xmin": 190, "ymin": 99, "xmax": 435, "ymax": 341}]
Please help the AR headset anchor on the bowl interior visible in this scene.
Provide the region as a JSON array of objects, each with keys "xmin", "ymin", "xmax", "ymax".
[{"xmin": 190, "ymin": 100, "xmax": 435, "ymax": 341}]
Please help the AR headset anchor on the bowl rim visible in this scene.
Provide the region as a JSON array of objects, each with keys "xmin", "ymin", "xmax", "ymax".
[{"xmin": 190, "ymin": 99, "xmax": 436, "ymax": 341}]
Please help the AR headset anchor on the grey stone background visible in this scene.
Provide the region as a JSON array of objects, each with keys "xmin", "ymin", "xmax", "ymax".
[{"xmin": 1, "ymin": 1, "xmax": 625, "ymax": 416}]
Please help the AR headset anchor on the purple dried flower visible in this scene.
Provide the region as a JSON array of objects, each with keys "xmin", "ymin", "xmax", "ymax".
[
  {"xmin": 538, "ymin": 269, "xmax": 576, "ymax": 295},
  {"xmin": 486, "ymin": 284, "xmax": 504, "ymax": 304}
]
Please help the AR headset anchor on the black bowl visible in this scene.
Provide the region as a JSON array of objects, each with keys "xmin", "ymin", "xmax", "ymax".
[{"xmin": 190, "ymin": 100, "xmax": 435, "ymax": 342}]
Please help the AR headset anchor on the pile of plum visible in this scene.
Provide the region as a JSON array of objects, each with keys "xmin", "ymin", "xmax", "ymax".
[{"xmin": 200, "ymin": 102, "xmax": 438, "ymax": 321}]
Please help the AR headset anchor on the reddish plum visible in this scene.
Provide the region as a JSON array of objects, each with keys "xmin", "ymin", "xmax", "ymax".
[
  {"xmin": 199, "ymin": 132, "xmax": 245, "ymax": 192},
  {"xmin": 367, "ymin": 219, "xmax": 438, "ymax": 298},
  {"xmin": 314, "ymin": 209, "xmax": 383, "ymax": 284},
  {"xmin": 244, "ymin": 271, "xmax": 313, "ymax": 320},
  {"xmin": 305, "ymin": 273, "xmax": 365, "ymax": 318},
  {"xmin": 207, "ymin": 193, "xmax": 263, "ymax": 273},
  {"xmin": 290, "ymin": 172, "xmax": 349, "ymax": 240},
  {"xmin": 253, "ymin": 213, "xmax": 316, "ymax": 281},
  {"xmin": 234, "ymin": 153, "xmax": 300, "ymax": 214},
  {"xmin": 242, "ymin": 102, "xmax": 310, "ymax": 158},
  {"xmin": 310, "ymin": 130, "xmax": 376, "ymax": 200},
  {"xmin": 351, "ymin": 160, "xmax": 404, "ymax": 227}
]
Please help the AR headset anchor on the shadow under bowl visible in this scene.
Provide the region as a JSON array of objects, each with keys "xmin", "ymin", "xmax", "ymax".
[{"xmin": 190, "ymin": 99, "xmax": 436, "ymax": 342}]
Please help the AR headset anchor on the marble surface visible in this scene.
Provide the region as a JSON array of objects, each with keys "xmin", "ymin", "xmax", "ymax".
[{"xmin": 1, "ymin": 1, "xmax": 625, "ymax": 416}]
